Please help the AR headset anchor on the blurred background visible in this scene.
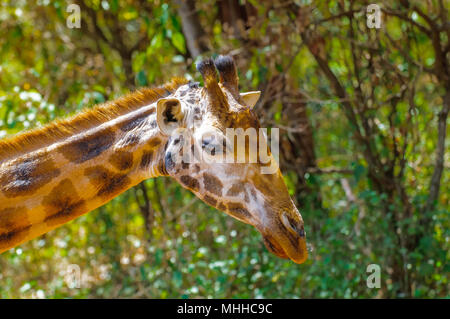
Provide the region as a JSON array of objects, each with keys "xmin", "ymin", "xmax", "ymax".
[{"xmin": 0, "ymin": 0, "xmax": 448, "ymax": 298}]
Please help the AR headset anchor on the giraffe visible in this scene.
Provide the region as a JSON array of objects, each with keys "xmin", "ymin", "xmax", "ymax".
[{"xmin": 0, "ymin": 56, "xmax": 307, "ymax": 264}]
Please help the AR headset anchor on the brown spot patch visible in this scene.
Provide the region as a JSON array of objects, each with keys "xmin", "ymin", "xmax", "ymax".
[
  {"xmin": 227, "ymin": 202, "xmax": 251, "ymax": 220},
  {"xmin": 118, "ymin": 109, "xmax": 155, "ymax": 132},
  {"xmin": 85, "ymin": 166, "xmax": 130, "ymax": 199},
  {"xmin": 203, "ymin": 194, "xmax": 217, "ymax": 207},
  {"xmin": 0, "ymin": 225, "xmax": 31, "ymax": 251},
  {"xmin": 181, "ymin": 161, "xmax": 190, "ymax": 170},
  {"xmin": 140, "ymin": 150, "xmax": 154, "ymax": 169},
  {"xmin": 0, "ymin": 153, "xmax": 61, "ymax": 198},
  {"xmin": 60, "ymin": 128, "xmax": 115, "ymax": 163},
  {"xmin": 203, "ymin": 173, "xmax": 223, "ymax": 197},
  {"xmin": 158, "ymin": 158, "xmax": 168, "ymax": 176},
  {"xmin": 226, "ymin": 183, "xmax": 248, "ymax": 201},
  {"xmin": 180, "ymin": 175, "xmax": 199, "ymax": 192},
  {"xmin": 109, "ymin": 151, "xmax": 133, "ymax": 171},
  {"xmin": 253, "ymin": 175, "xmax": 275, "ymax": 197},
  {"xmin": 42, "ymin": 178, "xmax": 86, "ymax": 226},
  {"xmin": 0, "ymin": 206, "xmax": 28, "ymax": 233},
  {"xmin": 217, "ymin": 202, "xmax": 226, "ymax": 211}
]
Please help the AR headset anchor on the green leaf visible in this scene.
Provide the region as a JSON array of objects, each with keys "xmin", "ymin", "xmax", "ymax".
[
  {"xmin": 171, "ymin": 32, "xmax": 186, "ymax": 54},
  {"xmin": 173, "ymin": 270, "xmax": 183, "ymax": 288},
  {"xmin": 136, "ymin": 70, "xmax": 148, "ymax": 86},
  {"xmin": 150, "ymin": 33, "xmax": 163, "ymax": 49}
]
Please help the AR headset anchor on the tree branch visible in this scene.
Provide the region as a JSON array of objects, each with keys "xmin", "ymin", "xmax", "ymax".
[
  {"xmin": 307, "ymin": 167, "xmax": 353, "ymax": 175},
  {"xmin": 425, "ymin": 90, "xmax": 450, "ymax": 212},
  {"xmin": 382, "ymin": 8, "xmax": 431, "ymax": 36},
  {"xmin": 175, "ymin": 0, "xmax": 210, "ymax": 58}
]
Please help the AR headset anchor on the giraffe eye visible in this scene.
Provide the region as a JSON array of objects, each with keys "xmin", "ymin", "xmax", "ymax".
[{"xmin": 202, "ymin": 135, "xmax": 223, "ymax": 156}]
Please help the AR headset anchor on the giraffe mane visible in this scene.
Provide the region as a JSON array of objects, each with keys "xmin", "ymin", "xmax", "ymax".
[{"xmin": 0, "ymin": 77, "xmax": 189, "ymax": 163}]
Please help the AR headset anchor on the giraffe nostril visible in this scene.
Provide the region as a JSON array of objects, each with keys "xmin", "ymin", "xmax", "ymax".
[
  {"xmin": 297, "ymin": 226, "xmax": 305, "ymax": 238},
  {"xmin": 281, "ymin": 213, "xmax": 305, "ymax": 238}
]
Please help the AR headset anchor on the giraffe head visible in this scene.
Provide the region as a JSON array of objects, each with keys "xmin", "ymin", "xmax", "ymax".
[{"xmin": 155, "ymin": 56, "xmax": 307, "ymax": 264}]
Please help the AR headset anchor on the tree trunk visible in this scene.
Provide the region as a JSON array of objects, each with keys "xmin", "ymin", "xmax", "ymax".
[
  {"xmin": 217, "ymin": 0, "xmax": 250, "ymax": 40},
  {"xmin": 175, "ymin": 0, "xmax": 210, "ymax": 58},
  {"xmin": 425, "ymin": 89, "xmax": 449, "ymax": 214},
  {"xmin": 281, "ymin": 90, "xmax": 322, "ymax": 209}
]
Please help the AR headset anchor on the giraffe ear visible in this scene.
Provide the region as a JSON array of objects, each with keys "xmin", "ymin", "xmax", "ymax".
[
  {"xmin": 240, "ymin": 91, "xmax": 261, "ymax": 109},
  {"xmin": 156, "ymin": 98, "xmax": 185, "ymax": 135}
]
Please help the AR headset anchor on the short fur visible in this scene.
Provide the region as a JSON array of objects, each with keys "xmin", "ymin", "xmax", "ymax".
[
  {"xmin": 214, "ymin": 55, "xmax": 239, "ymax": 98},
  {"xmin": 196, "ymin": 58, "xmax": 229, "ymax": 113}
]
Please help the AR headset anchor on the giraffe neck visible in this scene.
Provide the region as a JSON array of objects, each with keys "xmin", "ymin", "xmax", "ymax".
[{"xmin": 0, "ymin": 103, "xmax": 169, "ymax": 253}]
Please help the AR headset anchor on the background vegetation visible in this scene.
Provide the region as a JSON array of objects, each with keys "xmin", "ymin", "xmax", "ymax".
[{"xmin": 0, "ymin": 0, "xmax": 448, "ymax": 298}]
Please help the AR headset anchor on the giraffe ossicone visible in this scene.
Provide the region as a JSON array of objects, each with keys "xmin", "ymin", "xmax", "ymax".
[{"xmin": 0, "ymin": 55, "xmax": 307, "ymax": 264}]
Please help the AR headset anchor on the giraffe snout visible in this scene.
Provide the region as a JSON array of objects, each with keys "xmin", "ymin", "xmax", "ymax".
[{"xmin": 268, "ymin": 210, "xmax": 307, "ymax": 264}]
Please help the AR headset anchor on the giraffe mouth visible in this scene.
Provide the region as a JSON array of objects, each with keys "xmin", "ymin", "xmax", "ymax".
[
  {"xmin": 258, "ymin": 211, "xmax": 308, "ymax": 264},
  {"xmin": 262, "ymin": 235, "xmax": 289, "ymax": 259},
  {"xmin": 262, "ymin": 231, "xmax": 308, "ymax": 264}
]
